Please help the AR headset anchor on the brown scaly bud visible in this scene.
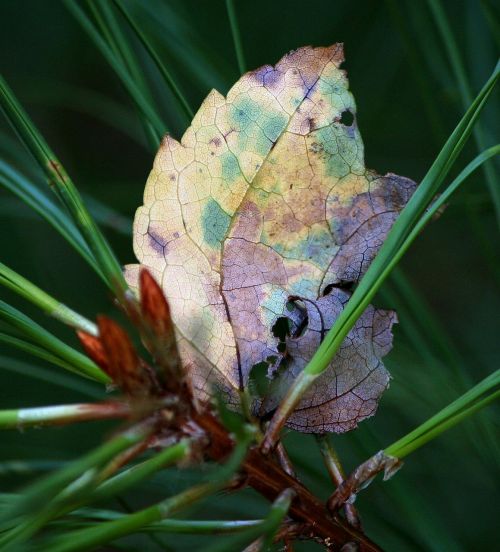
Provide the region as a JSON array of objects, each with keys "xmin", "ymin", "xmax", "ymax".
[
  {"xmin": 96, "ymin": 315, "xmax": 155, "ymax": 397},
  {"xmin": 77, "ymin": 330, "xmax": 110, "ymax": 375},
  {"xmin": 139, "ymin": 269, "xmax": 182, "ymax": 388},
  {"xmin": 140, "ymin": 269, "xmax": 174, "ymax": 338}
]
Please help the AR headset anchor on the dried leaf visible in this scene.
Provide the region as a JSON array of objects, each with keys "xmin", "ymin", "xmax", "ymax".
[
  {"xmin": 261, "ymin": 295, "xmax": 398, "ymax": 433},
  {"xmin": 126, "ymin": 44, "xmax": 416, "ymax": 432}
]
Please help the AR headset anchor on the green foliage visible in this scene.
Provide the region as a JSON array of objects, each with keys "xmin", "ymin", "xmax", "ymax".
[
  {"xmin": 0, "ymin": 300, "xmax": 107, "ymax": 382},
  {"xmin": 0, "ymin": 1, "xmax": 498, "ymax": 550}
]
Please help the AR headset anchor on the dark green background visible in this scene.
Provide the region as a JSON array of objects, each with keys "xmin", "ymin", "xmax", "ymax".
[{"xmin": 0, "ymin": 1, "xmax": 498, "ymax": 550}]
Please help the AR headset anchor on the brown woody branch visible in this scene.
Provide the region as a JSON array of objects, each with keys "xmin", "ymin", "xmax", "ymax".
[{"xmin": 193, "ymin": 411, "xmax": 383, "ymax": 551}]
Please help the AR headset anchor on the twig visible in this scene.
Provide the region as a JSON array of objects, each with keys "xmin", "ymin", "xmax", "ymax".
[
  {"xmin": 316, "ymin": 435, "xmax": 362, "ymax": 529},
  {"xmin": 327, "ymin": 451, "xmax": 402, "ymax": 514},
  {"xmin": 275, "ymin": 441, "xmax": 297, "ymax": 478}
]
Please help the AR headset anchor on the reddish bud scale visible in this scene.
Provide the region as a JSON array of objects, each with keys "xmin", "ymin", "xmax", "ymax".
[
  {"xmin": 97, "ymin": 316, "xmax": 152, "ymax": 396},
  {"xmin": 139, "ymin": 269, "xmax": 182, "ymax": 385},
  {"xmin": 77, "ymin": 330, "xmax": 110, "ymax": 374},
  {"xmin": 140, "ymin": 270, "xmax": 174, "ymax": 338}
]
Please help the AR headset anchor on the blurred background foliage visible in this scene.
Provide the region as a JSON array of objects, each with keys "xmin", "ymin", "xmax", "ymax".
[{"xmin": 0, "ymin": 0, "xmax": 498, "ymax": 550}]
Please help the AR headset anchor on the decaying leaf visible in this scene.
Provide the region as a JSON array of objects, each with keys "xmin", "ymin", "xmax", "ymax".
[{"xmin": 126, "ymin": 44, "xmax": 416, "ymax": 433}]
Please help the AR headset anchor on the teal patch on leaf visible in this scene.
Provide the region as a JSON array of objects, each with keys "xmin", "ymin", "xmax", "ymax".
[
  {"xmin": 202, "ymin": 198, "xmax": 231, "ymax": 247},
  {"xmin": 263, "ymin": 113, "xmax": 288, "ymax": 143},
  {"xmin": 221, "ymin": 152, "xmax": 241, "ymax": 182}
]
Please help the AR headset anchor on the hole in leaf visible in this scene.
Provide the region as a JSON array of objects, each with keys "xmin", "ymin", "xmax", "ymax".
[
  {"xmin": 340, "ymin": 110, "xmax": 354, "ymax": 126},
  {"xmin": 323, "ymin": 281, "xmax": 355, "ymax": 296},
  {"xmin": 248, "ymin": 361, "xmax": 271, "ymax": 398},
  {"xmin": 272, "ymin": 316, "xmax": 291, "ymax": 341},
  {"xmin": 323, "ymin": 283, "xmax": 335, "ymax": 296}
]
